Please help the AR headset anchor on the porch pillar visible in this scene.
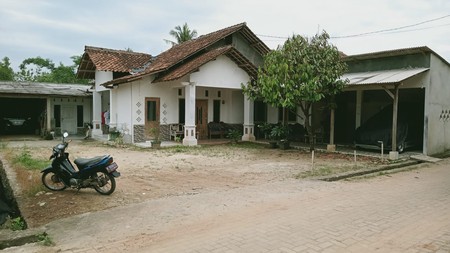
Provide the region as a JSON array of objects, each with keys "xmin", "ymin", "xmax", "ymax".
[
  {"xmin": 109, "ymin": 88, "xmax": 117, "ymax": 130},
  {"xmin": 92, "ymin": 91, "xmax": 103, "ymax": 136},
  {"xmin": 182, "ymin": 82, "xmax": 197, "ymax": 146},
  {"xmin": 242, "ymin": 95, "xmax": 255, "ymax": 141}
]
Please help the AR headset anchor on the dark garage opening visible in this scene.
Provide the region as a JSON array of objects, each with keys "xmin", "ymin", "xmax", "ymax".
[
  {"xmin": 335, "ymin": 88, "xmax": 424, "ymax": 152},
  {"xmin": 0, "ymin": 97, "xmax": 46, "ymax": 135}
]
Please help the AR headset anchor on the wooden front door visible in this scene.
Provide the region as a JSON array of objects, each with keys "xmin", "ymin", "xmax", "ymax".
[
  {"xmin": 145, "ymin": 97, "xmax": 160, "ymax": 139},
  {"xmin": 196, "ymin": 99, "xmax": 208, "ymax": 139}
]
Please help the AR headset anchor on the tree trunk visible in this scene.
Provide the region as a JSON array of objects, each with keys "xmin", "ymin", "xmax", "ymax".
[{"xmin": 300, "ymin": 102, "xmax": 315, "ymax": 151}]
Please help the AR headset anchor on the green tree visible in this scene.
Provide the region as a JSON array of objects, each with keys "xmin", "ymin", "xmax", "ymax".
[
  {"xmin": 16, "ymin": 56, "xmax": 55, "ymax": 82},
  {"xmin": 243, "ymin": 31, "xmax": 348, "ymax": 150},
  {"xmin": 0, "ymin": 57, "xmax": 14, "ymax": 81},
  {"xmin": 164, "ymin": 23, "xmax": 198, "ymax": 46},
  {"xmin": 16, "ymin": 55, "xmax": 89, "ymax": 84}
]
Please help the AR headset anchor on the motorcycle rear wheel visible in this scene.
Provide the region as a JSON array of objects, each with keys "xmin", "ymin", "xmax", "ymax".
[
  {"xmin": 42, "ymin": 171, "xmax": 67, "ymax": 191},
  {"xmin": 93, "ymin": 171, "xmax": 116, "ymax": 195}
]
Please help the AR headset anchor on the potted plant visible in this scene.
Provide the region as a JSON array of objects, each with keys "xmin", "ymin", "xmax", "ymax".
[
  {"xmin": 109, "ymin": 127, "xmax": 121, "ymax": 141},
  {"xmin": 226, "ymin": 128, "xmax": 241, "ymax": 144},
  {"xmin": 270, "ymin": 125, "xmax": 290, "ymax": 150},
  {"xmin": 257, "ymin": 122, "xmax": 273, "ymax": 140},
  {"xmin": 267, "ymin": 125, "xmax": 282, "ymax": 148},
  {"xmin": 148, "ymin": 124, "xmax": 161, "ymax": 148}
]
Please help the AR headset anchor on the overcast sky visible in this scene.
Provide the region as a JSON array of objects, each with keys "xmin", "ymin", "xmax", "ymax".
[{"xmin": 1, "ymin": 0, "xmax": 449, "ymax": 70}]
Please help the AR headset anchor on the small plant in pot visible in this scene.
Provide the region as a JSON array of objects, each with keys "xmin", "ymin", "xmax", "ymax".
[
  {"xmin": 148, "ymin": 124, "xmax": 161, "ymax": 148},
  {"xmin": 257, "ymin": 122, "xmax": 273, "ymax": 140},
  {"xmin": 226, "ymin": 128, "xmax": 241, "ymax": 144},
  {"xmin": 109, "ymin": 127, "xmax": 121, "ymax": 141},
  {"xmin": 270, "ymin": 125, "xmax": 290, "ymax": 150}
]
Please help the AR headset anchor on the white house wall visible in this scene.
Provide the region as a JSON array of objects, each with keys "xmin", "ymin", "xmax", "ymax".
[
  {"xmin": 190, "ymin": 56, "xmax": 250, "ymax": 89},
  {"xmin": 194, "ymin": 87, "xmax": 244, "ymax": 123},
  {"xmin": 111, "ymin": 77, "xmax": 186, "ymax": 136},
  {"xmin": 231, "ymin": 90, "xmax": 244, "ymax": 123},
  {"xmin": 135, "ymin": 77, "xmax": 184, "ymax": 125},
  {"xmin": 95, "ymin": 71, "xmax": 112, "ymax": 92},
  {"xmin": 49, "ymin": 96, "xmax": 92, "ymax": 134},
  {"xmin": 425, "ymin": 55, "xmax": 450, "ymax": 155},
  {"xmin": 114, "ymin": 84, "xmax": 133, "ymax": 138}
]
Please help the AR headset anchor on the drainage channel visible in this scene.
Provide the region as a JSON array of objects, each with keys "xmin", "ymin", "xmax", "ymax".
[
  {"xmin": 0, "ymin": 160, "xmax": 24, "ymax": 226},
  {"xmin": 0, "ymin": 160, "xmax": 43, "ymax": 250}
]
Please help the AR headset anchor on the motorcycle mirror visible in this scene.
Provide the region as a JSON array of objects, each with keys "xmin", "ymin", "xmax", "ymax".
[{"xmin": 63, "ymin": 132, "xmax": 69, "ymax": 138}]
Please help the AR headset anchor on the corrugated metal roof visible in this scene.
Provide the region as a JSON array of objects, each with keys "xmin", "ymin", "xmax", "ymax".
[
  {"xmin": 0, "ymin": 82, "xmax": 92, "ymax": 97},
  {"xmin": 342, "ymin": 68, "xmax": 429, "ymax": 86}
]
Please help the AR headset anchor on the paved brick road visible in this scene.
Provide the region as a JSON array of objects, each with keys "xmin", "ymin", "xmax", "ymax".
[{"xmin": 5, "ymin": 159, "xmax": 450, "ymax": 253}]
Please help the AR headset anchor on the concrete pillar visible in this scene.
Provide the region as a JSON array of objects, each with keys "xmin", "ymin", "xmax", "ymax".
[
  {"xmin": 109, "ymin": 88, "xmax": 117, "ymax": 130},
  {"xmin": 389, "ymin": 151, "xmax": 399, "ymax": 160},
  {"xmin": 242, "ymin": 95, "xmax": 255, "ymax": 141},
  {"xmin": 182, "ymin": 82, "xmax": 197, "ymax": 146},
  {"xmin": 92, "ymin": 70, "xmax": 113, "ymax": 136},
  {"xmin": 92, "ymin": 91, "xmax": 102, "ymax": 136}
]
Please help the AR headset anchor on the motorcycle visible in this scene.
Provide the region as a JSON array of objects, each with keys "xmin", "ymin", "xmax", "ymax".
[{"xmin": 41, "ymin": 132, "xmax": 120, "ymax": 195}]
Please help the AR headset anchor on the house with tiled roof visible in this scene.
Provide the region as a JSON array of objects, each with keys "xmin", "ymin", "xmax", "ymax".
[
  {"xmin": 77, "ymin": 23, "xmax": 270, "ymax": 145},
  {"xmin": 76, "ymin": 46, "xmax": 152, "ymax": 137}
]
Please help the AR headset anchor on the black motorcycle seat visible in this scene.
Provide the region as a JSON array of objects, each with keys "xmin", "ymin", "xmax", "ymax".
[{"xmin": 74, "ymin": 156, "xmax": 107, "ymax": 168}]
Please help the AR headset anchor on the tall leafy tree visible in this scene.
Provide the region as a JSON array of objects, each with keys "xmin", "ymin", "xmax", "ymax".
[
  {"xmin": 16, "ymin": 56, "xmax": 55, "ymax": 82},
  {"xmin": 164, "ymin": 23, "xmax": 198, "ymax": 46},
  {"xmin": 16, "ymin": 55, "xmax": 89, "ymax": 84},
  {"xmin": 0, "ymin": 57, "xmax": 14, "ymax": 81},
  {"xmin": 243, "ymin": 31, "xmax": 348, "ymax": 150}
]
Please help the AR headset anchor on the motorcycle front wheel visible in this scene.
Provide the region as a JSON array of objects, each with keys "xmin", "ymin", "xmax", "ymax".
[
  {"xmin": 42, "ymin": 171, "xmax": 67, "ymax": 191},
  {"xmin": 92, "ymin": 171, "xmax": 116, "ymax": 195}
]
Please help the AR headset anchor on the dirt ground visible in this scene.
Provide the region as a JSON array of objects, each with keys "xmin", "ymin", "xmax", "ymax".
[{"xmin": 1, "ymin": 138, "xmax": 383, "ymax": 228}]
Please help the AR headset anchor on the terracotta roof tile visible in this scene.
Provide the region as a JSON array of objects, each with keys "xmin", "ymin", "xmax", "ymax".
[
  {"xmin": 146, "ymin": 23, "xmax": 246, "ymax": 74},
  {"xmin": 77, "ymin": 46, "xmax": 153, "ymax": 79},
  {"xmin": 154, "ymin": 46, "xmax": 257, "ymax": 82},
  {"xmin": 103, "ymin": 23, "xmax": 269, "ymax": 87}
]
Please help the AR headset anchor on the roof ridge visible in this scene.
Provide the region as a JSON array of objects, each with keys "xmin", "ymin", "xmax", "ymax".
[
  {"xmin": 84, "ymin": 45, "xmax": 151, "ymax": 56},
  {"xmin": 159, "ymin": 22, "xmax": 246, "ymax": 52},
  {"xmin": 195, "ymin": 22, "xmax": 246, "ymax": 40}
]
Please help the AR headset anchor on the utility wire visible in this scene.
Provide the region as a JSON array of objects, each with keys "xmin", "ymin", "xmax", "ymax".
[
  {"xmin": 256, "ymin": 14, "xmax": 450, "ymax": 40},
  {"xmin": 332, "ymin": 14, "xmax": 450, "ymax": 38}
]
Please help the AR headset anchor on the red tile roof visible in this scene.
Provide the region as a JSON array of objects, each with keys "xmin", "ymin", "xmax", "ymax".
[
  {"xmin": 103, "ymin": 23, "xmax": 269, "ymax": 87},
  {"xmin": 76, "ymin": 46, "xmax": 153, "ymax": 79},
  {"xmin": 153, "ymin": 45, "xmax": 257, "ymax": 82}
]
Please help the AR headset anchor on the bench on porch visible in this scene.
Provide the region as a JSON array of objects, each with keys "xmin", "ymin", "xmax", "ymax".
[
  {"xmin": 208, "ymin": 122, "xmax": 227, "ymax": 139},
  {"xmin": 169, "ymin": 124, "xmax": 184, "ymax": 141}
]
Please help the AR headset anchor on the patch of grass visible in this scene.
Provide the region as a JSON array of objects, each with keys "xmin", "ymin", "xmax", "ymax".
[
  {"xmin": 9, "ymin": 217, "xmax": 26, "ymax": 231},
  {"xmin": 37, "ymin": 232, "xmax": 54, "ymax": 246},
  {"xmin": 0, "ymin": 141, "xmax": 8, "ymax": 149},
  {"xmin": 296, "ymin": 165, "xmax": 357, "ymax": 179},
  {"xmin": 228, "ymin": 141, "xmax": 265, "ymax": 149},
  {"xmin": 6, "ymin": 148, "xmax": 48, "ymax": 196},
  {"xmin": 12, "ymin": 149, "xmax": 49, "ymax": 171}
]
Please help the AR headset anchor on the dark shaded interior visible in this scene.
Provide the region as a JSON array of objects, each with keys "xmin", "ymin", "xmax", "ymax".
[{"xmin": 0, "ymin": 97, "xmax": 46, "ymax": 135}]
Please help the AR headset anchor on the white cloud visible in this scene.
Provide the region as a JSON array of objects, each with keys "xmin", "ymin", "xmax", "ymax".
[{"xmin": 0, "ymin": 0, "xmax": 449, "ymax": 70}]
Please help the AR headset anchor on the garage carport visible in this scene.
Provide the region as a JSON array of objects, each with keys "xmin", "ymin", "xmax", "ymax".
[
  {"xmin": 0, "ymin": 82, "xmax": 92, "ymax": 137},
  {"xmin": 0, "ymin": 97, "xmax": 46, "ymax": 135},
  {"xmin": 330, "ymin": 68, "xmax": 428, "ymax": 159}
]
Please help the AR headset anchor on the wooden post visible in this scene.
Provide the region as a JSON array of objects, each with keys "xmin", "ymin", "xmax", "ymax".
[
  {"xmin": 329, "ymin": 108, "xmax": 335, "ymax": 145},
  {"xmin": 391, "ymin": 84, "xmax": 399, "ymax": 152}
]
